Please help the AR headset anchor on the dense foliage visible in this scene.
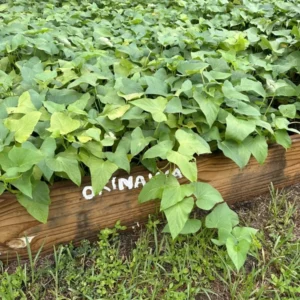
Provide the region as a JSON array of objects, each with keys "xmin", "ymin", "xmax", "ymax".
[{"xmin": 0, "ymin": 0, "xmax": 299, "ymax": 269}]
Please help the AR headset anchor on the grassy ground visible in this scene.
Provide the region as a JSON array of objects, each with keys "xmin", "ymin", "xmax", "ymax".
[{"xmin": 1, "ymin": 184, "xmax": 299, "ymax": 300}]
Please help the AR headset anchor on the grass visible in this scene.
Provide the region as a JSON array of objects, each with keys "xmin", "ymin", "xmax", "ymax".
[{"xmin": 0, "ymin": 184, "xmax": 299, "ymax": 300}]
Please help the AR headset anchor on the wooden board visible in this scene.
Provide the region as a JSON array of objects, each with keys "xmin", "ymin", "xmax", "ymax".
[{"xmin": 1, "ymin": 136, "xmax": 300, "ymax": 262}]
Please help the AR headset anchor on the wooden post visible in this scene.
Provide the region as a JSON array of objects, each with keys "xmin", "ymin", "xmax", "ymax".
[{"xmin": 0, "ymin": 136, "xmax": 300, "ymax": 261}]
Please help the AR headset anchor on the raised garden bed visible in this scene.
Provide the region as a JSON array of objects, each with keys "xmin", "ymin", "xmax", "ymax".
[
  {"xmin": 1, "ymin": 135, "xmax": 299, "ymax": 261},
  {"xmin": 1, "ymin": 1, "xmax": 300, "ymax": 271}
]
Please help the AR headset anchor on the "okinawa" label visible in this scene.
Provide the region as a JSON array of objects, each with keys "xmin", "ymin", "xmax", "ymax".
[{"xmin": 82, "ymin": 168, "xmax": 183, "ymax": 200}]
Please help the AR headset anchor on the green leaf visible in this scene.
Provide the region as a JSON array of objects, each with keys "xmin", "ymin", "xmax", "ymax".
[
  {"xmin": 161, "ymin": 181, "xmax": 194, "ymax": 210},
  {"xmin": 279, "ymin": 104, "xmax": 296, "ymax": 118},
  {"xmin": 180, "ymin": 219, "xmax": 201, "ymax": 234},
  {"xmin": 44, "ymin": 101, "xmax": 66, "ymax": 114},
  {"xmin": 259, "ymin": 37, "xmax": 285, "ymax": 55},
  {"xmin": 226, "ymin": 237, "xmax": 251, "ymax": 271},
  {"xmin": 233, "ymin": 102, "xmax": 261, "ymax": 117},
  {"xmin": 143, "ymin": 140, "xmax": 174, "ymax": 160},
  {"xmin": 7, "ymin": 146, "xmax": 44, "ymax": 173},
  {"xmin": 101, "ymin": 132, "xmax": 117, "ymax": 147},
  {"xmin": 0, "ymin": 121, "xmax": 10, "ymax": 143},
  {"xmin": 166, "ymin": 151, "xmax": 197, "ymax": 182},
  {"xmin": 67, "ymin": 93, "xmax": 90, "ymax": 114},
  {"xmin": 0, "ymin": 70, "xmax": 12, "ymax": 91},
  {"xmin": 0, "ymin": 182, "xmax": 5, "ymax": 195},
  {"xmin": 205, "ymin": 203, "xmax": 239, "ymax": 231},
  {"xmin": 222, "ymin": 80, "xmax": 249, "ymax": 102},
  {"xmin": 255, "ymin": 119, "xmax": 274, "ymax": 134},
  {"xmin": 203, "ymin": 71, "xmax": 231, "ymax": 81},
  {"xmin": 274, "ymin": 117, "xmax": 289, "ymax": 130},
  {"xmin": 16, "ymin": 181, "xmax": 50, "ymax": 223},
  {"xmin": 217, "ymin": 140, "xmax": 251, "ymax": 169},
  {"xmin": 11, "ymin": 171, "xmax": 32, "ymax": 198},
  {"xmin": 35, "ymin": 70, "xmax": 57, "ymax": 83},
  {"xmin": 180, "ymin": 79, "xmax": 193, "ymax": 93},
  {"xmin": 122, "ymin": 107, "xmax": 146, "ymax": 120},
  {"xmin": 48, "ymin": 89, "xmax": 83, "ymax": 105},
  {"xmin": 244, "ymin": 135, "xmax": 268, "ymax": 164},
  {"xmin": 225, "ymin": 114, "xmax": 256, "ymax": 142},
  {"xmin": 46, "ymin": 156, "xmax": 81, "ymax": 186},
  {"xmin": 274, "ymin": 130, "xmax": 291, "ymax": 149},
  {"xmin": 87, "ymin": 158, "xmax": 118, "ymax": 195},
  {"xmin": 193, "ymin": 91, "xmax": 220, "ymax": 127},
  {"xmin": 246, "ymin": 27, "xmax": 260, "ymax": 43},
  {"xmin": 138, "ymin": 173, "xmax": 168, "ymax": 203},
  {"xmin": 0, "ymin": 3, "xmax": 8, "ymax": 12},
  {"xmin": 40, "ymin": 137, "xmax": 56, "ymax": 157},
  {"xmin": 165, "ymin": 97, "xmax": 183, "ymax": 113},
  {"xmin": 175, "ymin": 128, "xmax": 211, "ymax": 156},
  {"xmin": 164, "ymin": 197, "xmax": 194, "ymax": 239},
  {"xmin": 7, "ymin": 91, "xmax": 37, "ymax": 114},
  {"xmin": 130, "ymin": 127, "xmax": 155, "ymax": 156},
  {"xmin": 223, "ymin": 32, "xmax": 249, "ymax": 52},
  {"xmin": 5, "ymin": 111, "xmax": 41, "ymax": 143},
  {"xmin": 55, "ymin": 68, "xmax": 78, "ymax": 86},
  {"xmin": 193, "ymin": 182, "xmax": 224, "ymax": 210},
  {"xmin": 163, "ymin": 219, "xmax": 201, "ymax": 235},
  {"xmin": 212, "ymin": 228, "xmax": 233, "ymax": 246},
  {"xmin": 131, "ymin": 97, "xmax": 167, "ymax": 123},
  {"xmin": 177, "ymin": 61, "xmax": 209, "ymax": 75},
  {"xmin": 274, "ymin": 80, "xmax": 297, "ymax": 97},
  {"xmin": 37, "ymin": 137, "xmax": 56, "ymax": 181},
  {"xmin": 145, "ymin": 76, "xmax": 168, "ymax": 96},
  {"xmin": 119, "ymin": 78, "xmax": 144, "ymax": 100},
  {"xmin": 237, "ymin": 78, "xmax": 266, "ymax": 98},
  {"xmin": 106, "ymin": 150, "xmax": 130, "ymax": 173},
  {"xmin": 101, "ymin": 104, "xmax": 131, "ymax": 120},
  {"xmin": 68, "ymin": 73, "xmax": 105, "ymax": 88},
  {"xmin": 48, "ymin": 112, "xmax": 81, "ymax": 136},
  {"xmin": 97, "ymin": 86, "xmax": 123, "ymax": 104},
  {"xmin": 232, "ymin": 227, "xmax": 258, "ymax": 243},
  {"xmin": 85, "ymin": 128, "xmax": 101, "ymax": 142}
]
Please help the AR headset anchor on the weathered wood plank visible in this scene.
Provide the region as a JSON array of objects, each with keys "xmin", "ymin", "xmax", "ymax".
[{"xmin": 0, "ymin": 136, "xmax": 300, "ymax": 261}]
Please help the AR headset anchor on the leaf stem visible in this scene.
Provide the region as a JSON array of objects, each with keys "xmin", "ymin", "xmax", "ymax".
[{"xmin": 264, "ymin": 94, "xmax": 275, "ymax": 116}]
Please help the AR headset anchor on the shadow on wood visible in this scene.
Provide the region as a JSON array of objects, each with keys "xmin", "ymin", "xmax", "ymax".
[{"xmin": 0, "ymin": 136, "xmax": 300, "ymax": 262}]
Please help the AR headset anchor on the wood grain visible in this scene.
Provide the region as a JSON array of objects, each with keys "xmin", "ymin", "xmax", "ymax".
[{"xmin": 0, "ymin": 136, "xmax": 300, "ymax": 262}]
